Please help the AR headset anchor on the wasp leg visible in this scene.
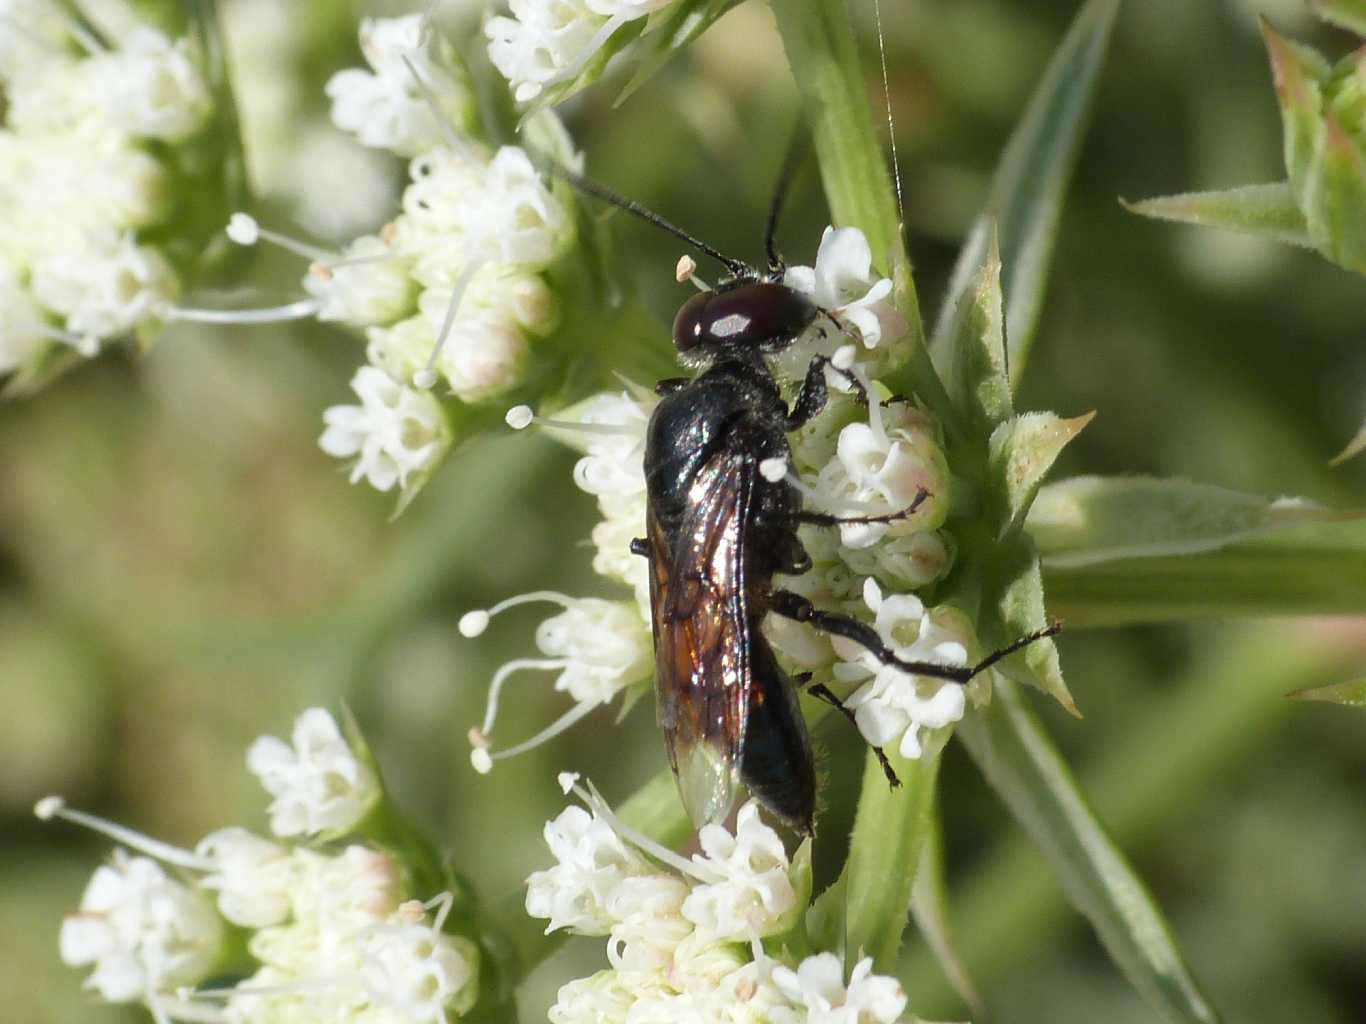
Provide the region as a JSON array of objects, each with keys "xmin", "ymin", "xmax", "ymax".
[
  {"xmin": 786, "ymin": 488, "xmax": 930, "ymax": 528},
  {"xmin": 792, "ymin": 673, "xmax": 900, "ymax": 787},
  {"xmin": 785, "ymin": 355, "xmax": 868, "ymax": 431},
  {"xmin": 655, "ymin": 377, "xmax": 691, "ymax": 396},
  {"xmin": 770, "ymin": 590, "xmax": 1062, "ymax": 683},
  {"xmin": 630, "ymin": 537, "xmax": 648, "ymax": 557}
]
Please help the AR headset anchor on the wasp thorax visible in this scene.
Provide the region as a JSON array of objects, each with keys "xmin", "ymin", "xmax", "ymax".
[{"xmin": 672, "ymin": 281, "xmax": 819, "ymax": 356}]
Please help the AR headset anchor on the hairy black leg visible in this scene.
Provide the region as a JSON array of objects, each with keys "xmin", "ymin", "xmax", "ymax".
[
  {"xmin": 802, "ymin": 678, "xmax": 900, "ymax": 787},
  {"xmin": 770, "ymin": 590, "xmax": 1062, "ymax": 684},
  {"xmin": 630, "ymin": 537, "xmax": 648, "ymax": 557},
  {"xmin": 785, "ymin": 354, "xmax": 868, "ymax": 431},
  {"xmin": 784, "ymin": 488, "xmax": 930, "ymax": 528},
  {"xmin": 655, "ymin": 377, "xmax": 690, "ymax": 396}
]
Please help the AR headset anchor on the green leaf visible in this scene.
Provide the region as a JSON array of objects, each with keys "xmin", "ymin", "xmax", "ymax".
[
  {"xmin": 1027, "ymin": 475, "xmax": 1361, "ymax": 568},
  {"xmin": 1331, "ymin": 418, "xmax": 1366, "ymax": 465},
  {"xmin": 615, "ymin": 0, "xmax": 741, "ymax": 105},
  {"xmin": 770, "ymin": 0, "xmax": 922, "ymax": 338},
  {"xmin": 840, "ymin": 743, "xmax": 942, "ymax": 972},
  {"xmin": 1042, "ymin": 517, "xmax": 1366, "ymax": 626},
  {"xmin": 957, "ymin": 680, "xmax": 1221, "ymax": 1024},
  {"xmin": 987, "ymin": 536, "xmax": 1076, "ymax": 715},
  {"xmin": 1310, "ymin": 0, "xmax": 1366, "ymax": 34},
  {"xmin": 909, "ymin": 800, "xmax": 983, "ymax": 1017},
  {"xmin": 987, "ymin": 411, "xmax": 1095, "ymax": 538},
  {"xmin": 1291, "ymin": 678, "xmax": 1366, "ymax": 707},
  {"xmin": 941, "ymin": 229, "xmax": 1013, "ymax": 439},
  {"xmin": 930, "ymin": 0, "xmax": 1119, "ymax": 388},
  {"xmin": 1123, "ymin": 183, "xmax": 1313, "ymax": 249}
]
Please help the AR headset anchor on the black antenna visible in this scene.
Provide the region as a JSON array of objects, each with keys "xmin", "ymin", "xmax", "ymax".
[
  {"xmin": 542, "ymin": 160, "xmax": 754, "ymax": 279},
  {"xmin": 764, "ymin": 133, "xmax": 808, "ymax": 274}
]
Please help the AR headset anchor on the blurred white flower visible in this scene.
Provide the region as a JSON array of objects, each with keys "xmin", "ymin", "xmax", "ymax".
[
  {"xmin": 327, "ymin": 15, "xmax": 473, "ymax": 157},
  {"xmin": 0, "ymin": 261, "xmax": 48, "ymax": 373},
  {"xmin": 245, "ymin": 707, "xmax": 381, "ymax": 837},
  {"xmin": 769, "ymin": 953, "xmax": 907, "ymax": 1024},
  {"xmin": 319, "ymin": 366, "xmax": 452, "ymax": 493},
  {"xmin": 59, "ymin": 851, "xmax": 223, "ymax": 1006},
  {"xmin": 95, "ymin": 29, "xmax": 211, "ymax": 141}
]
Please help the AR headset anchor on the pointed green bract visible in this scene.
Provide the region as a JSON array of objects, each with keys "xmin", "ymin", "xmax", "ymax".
[
  {"xmin": 931, "ymin": 0, "xmax": 1120, "ymax": 390},
  {"xmin": 988, "ymin": 411, "xmax": 1095, "ymax": 539},
  {"xmin": 1290, "ymin": 678, "xmax": 1366, "ymax": 707},
  {"xmin": 958, "ymin": 680, "xmax": 1222, "ymax": 1024},
  {"xmin": 987, "ymin": 539, "xmax": 1076, "ymax": 715},
  {"xmin": 1262, "ymin": 21, "xmax": 1366, "ymax": 273},
  {"xmin": 1331, "ymin": 417, "xmax": 1366, "ymax": 465},
  {"xmin": 615, "ymin": 0, "xmax": 742, "ymax": 105},
  {"xmin": 1123, "ymin": 184, "xmax": 1313, "ymax": 249},
  {"xmin": 1027, "ymin": 475, "xmax": 1361, "ymax": 568},
  {"xmin": 1311, "ymin": 0, "xmax": 1366, "ymax": 34},
  {"xmin": 942, "ymin": 230, "xmax": 1013, "ymax": 440}
]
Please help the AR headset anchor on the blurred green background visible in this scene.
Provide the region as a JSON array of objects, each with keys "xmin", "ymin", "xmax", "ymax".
[{"xmin": 4, "ymin": 1, "xmax": 1366, "ymax": 1021}]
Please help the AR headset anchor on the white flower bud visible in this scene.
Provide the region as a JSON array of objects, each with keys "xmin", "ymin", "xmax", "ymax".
[
  {"xmin": 195, "ymin": 828, "xmax": 293, "ymax": 929},
  {"xmin": 245, "ymin": 707, "xmax": 381, "ymax": 838},
  {"xmin": 304, "ymin": 236, "xmax": 416, "ymax": 327}
]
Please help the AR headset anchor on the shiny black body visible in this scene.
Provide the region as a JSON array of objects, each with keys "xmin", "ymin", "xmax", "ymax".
[{"xmin": 640, "ymin": 278, "xmax": 829, "ymax": 835}]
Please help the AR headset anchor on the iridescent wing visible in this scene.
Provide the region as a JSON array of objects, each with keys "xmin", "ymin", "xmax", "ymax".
[{"xmin": 647, "ymin": 445, "xmax": 754, "ymax": 829}]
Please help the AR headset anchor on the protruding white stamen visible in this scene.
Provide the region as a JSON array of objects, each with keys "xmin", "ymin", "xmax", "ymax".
[
  {"xmin": 36, "ymin": 797, "xmax": 214, "ymax": 871},
  {"xmin": 785, "ymin": 468, "xmax": 887, "ymax": 514},
  {"xmin": 759, "ymin": 457, "xmax": 787, "ymax": 483},
  {"xmin": 419, "ymin": 258, "xmax": 486, "ymax": 387},
  {"xmin": 675, "ymin": 255, "xmax": 712, "ymax": 292},
  {"xmin": 468, "ymin": 729, "xmax": 493, "ymax": 774},
  {"xmin": 162, "ymin": 300, "xmax": 322, "ymax": 324},
  {"xmin": 458, "ymin": 610, "xmax": 491, "ymax": 637},
  {"xmin": 480, "ymin": 657, "xmax": 569, "ymax": 734},
  {"xmin": 226, "ymin": 213, "xmax": 335, "ymax": 262},
  {"xmin": 557, "ymin": 771, "xmax": 580, "ymax": 795},
  {"xmin": 485, "ymin": 699, "xmax": 596, "ymax": 762},
  {"xmin": 505, "ymin": 405, "xmax": 534, "ymax": 430},
  {"xmin": 34, "ymin": 795, "xmax": 64, "ymax": 820},
  {"xmin": 75, "ymin": 335, "xmax": 100, "ymax": 357},
  {"xmin": 401, "ymin": 53, "xmax": 463, "ymax": 154},
  {"xmin": 413, "ymin": 369, "xmax": 438, "ymax": 389},
  {"xmin": 226, "ymin": 212, "xmax": 260, "ymax": 245},
  {"xmin": 570, "ymin": 780, "xmax": 712, "ymax": 882}
]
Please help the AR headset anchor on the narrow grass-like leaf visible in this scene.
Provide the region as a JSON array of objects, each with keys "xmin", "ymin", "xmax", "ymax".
[
  {"xmin": 1310, "ymin": 0, "xmax": 1366, "ymax": 34},
  {"xmin": 1123, "ymin": 184, "xmax": 1313, "ymax": 249},
  {"xmin": 958, "ymin": 680, "xmax": 1221, "ymax": 1024},
  {"xmin": 909, "ymin": 800, "xmax": 983, "ymax": 1016},
  {"xmin": 1027, "ymin": 475, "xmax": 1361, "ymax": 568},
  {"xmin": 1043, "ymin": 517, "xmax": 1366, "ymax": 626},
  {"xmin": 930, "ymin": 0, "xmax": 1119, "ymax": 388}
]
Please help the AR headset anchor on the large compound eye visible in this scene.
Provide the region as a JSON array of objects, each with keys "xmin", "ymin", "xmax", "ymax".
[
  {"xmin": 671, "ymin": 282, "xmax": 818, "ymax": 355},
  {"xmin": 672, "ymin": 291, "xmax": 711, "ymax": 354}
]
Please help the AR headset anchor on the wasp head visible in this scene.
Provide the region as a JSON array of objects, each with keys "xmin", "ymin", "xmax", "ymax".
[{"xmin": 672, "ymin": 279, "xmax": 819, "ymax": 366}]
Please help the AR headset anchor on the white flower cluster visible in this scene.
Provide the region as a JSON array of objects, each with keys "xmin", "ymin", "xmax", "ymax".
[
  {"xmin": 487, "ymin": 0, "xmax": 679, "ymax": 104},
  {"xmin": 42, "ymin": 707, "xmax": 481, "ymax": 1024},
  {"xmin": 528, "ymin": 781, "xmax": 911, "ymax": 1023},
  {"xmin": 0, "ymin": 1, "xmax": 213, "ymax": 374},
  {"xmin": 218, "ymin": 15, "xmax": 573, "ymax": 499}
]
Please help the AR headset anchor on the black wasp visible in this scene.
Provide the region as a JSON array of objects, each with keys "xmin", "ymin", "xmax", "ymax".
[{"xmin": 559, "ymin": 162, "xmax": 1057, "ymax": 836}]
